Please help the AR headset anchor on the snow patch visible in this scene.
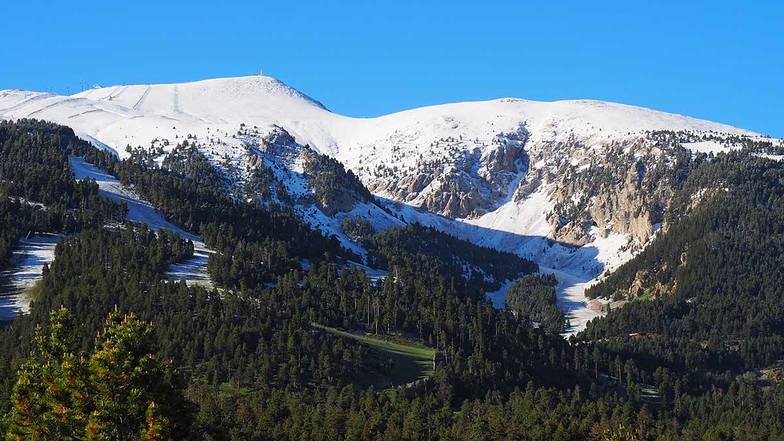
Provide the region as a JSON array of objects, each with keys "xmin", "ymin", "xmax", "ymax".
[
  {"xmin": 682, "ymin": 141, "xmax": 741, "ymax": 155},
  {"xmin": 0, "ymin": 234, "xmax": 60, "ymax": 320}
]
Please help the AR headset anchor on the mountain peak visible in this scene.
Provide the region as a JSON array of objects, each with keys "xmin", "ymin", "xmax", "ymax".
[{"xmin": 71, "ymin": 74, "xmax": 328, "ymax": 113}]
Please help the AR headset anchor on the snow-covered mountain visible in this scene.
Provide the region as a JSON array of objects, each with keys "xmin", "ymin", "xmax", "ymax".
[
  {"xmin": 2, "ymin": 75, "xmax": 780, "ymax": 331},
  {"xmin": 0, "ymin": 75, "xmax": 756, "ymax": 162}
]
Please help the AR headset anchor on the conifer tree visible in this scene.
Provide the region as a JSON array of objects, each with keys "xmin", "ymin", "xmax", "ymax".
[
  {"xmin": 6, "ymin": 307, "xmax": 88, "ymax": 440},
  {"xmin": 5, "ymin": 307, "xmax": 193, "ymax": 440},
  {"xmin": 85, "ymin": 307, "xmax": 192, "ymax": 440}
]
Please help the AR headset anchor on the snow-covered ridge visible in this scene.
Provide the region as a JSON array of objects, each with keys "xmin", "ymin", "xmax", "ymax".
[
  {"xmin": 76, "ymin": 75, "xmax": 328, "ymax": 111},
  {"xmin": 0, "ymin": 75, "xmax": 757, "ymax": 159},
  {"xmin": 0, "ymin": 76, "xmax": 760, "ymax": 222}
]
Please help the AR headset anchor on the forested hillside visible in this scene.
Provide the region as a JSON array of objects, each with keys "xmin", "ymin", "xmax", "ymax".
[
  {"xmin": 367, "ymin": 224, "xmax": 538, "ymax": 292},
  {"xmin": 2, "ymin": 120, "xmax": 784, "ymax": 439},
  {"xmin": 0, "ymin": 120, "xmax": 121, "ymax": 266},
  {"xmin": 584, "ymin": 152, "xmax": 784, "ymax": 376}
]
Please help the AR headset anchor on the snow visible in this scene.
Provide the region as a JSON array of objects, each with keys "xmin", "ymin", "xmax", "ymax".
[
  {"xmin": 537, "ymin": 267, "xmax": 595, "ymax": 334},
  {"xmin": 69, "ymin": 157, "xmax": 213, "ymax": 287},
  {"xmin": 755, "ymin": 153, "xmax": 784, "ymax": 161},
  {"xmin": 345, "ymin": 261, "xmax": 389, "ymax": 285},
  {"xmin": 0, "ymin": 76, "xmax": 758, "ymax": 167},
  {"xmin": 485, "ymin": 279, "xmax": 514, "ymax": 308},
  {"xmin": 682, "ymin": 141, "xmax": 742, "ymax": 155},
  {"xmin": 166, "ymin": 247, "xmax": 212, "ymax": 288},
  {"xmin": 540, "ymin": 229, "xmax": 635, "ymax": 334},
  {"xmin": 0, "ymin": 234, "xmax": 60, "ymax": 320},
  {"xmin": 462, "ymin": 184, "xmax": 554, "ymax": 238},
  {"xmin": 71, "ymin": 157, "xmax": 184, "ymax": 234}
]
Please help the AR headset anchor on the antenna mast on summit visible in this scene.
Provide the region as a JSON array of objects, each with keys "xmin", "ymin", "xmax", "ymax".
[{"xmin": 258, "ymin": 67, "xmax": 263, "ymax": 76}]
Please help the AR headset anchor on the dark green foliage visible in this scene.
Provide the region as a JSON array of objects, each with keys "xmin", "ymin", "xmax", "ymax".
[
  {"xmin": 295, "ymin": 263, "xmax": 578, "ymax": 398},
  {"xmin": 505, "ymin": 274, "xmax": 565, "ymax": 334},
  {"xmin": 6, "ymin": 307, "xmax": 193, "ymax": 440},
  {"xmin": 341, "ymin": 217, "xmax": 374, "ymax": 242},
  {"xmin": 161, "ymin": 141, "xmax": 225, "ymax": 186},
  {"xmin": 584, "ymin": 152, "xmax": 784, "ymax": 374},
  {"xmin": 368, "ymin": 224, "xmax": 538, "ymax": 292},
  {"xmin": 243, "ymin": 162, "xmax": 288, "ymax": 203},
  {"xmin": 302, "ymin": 149, "xmax": 373, "ymax": 214},
  {"xmin": 184, "ymin": 379, "xmax": 784, "ymax": 440},
  {"xmin": 5, "ymin": 307, "xmax": 88, "ymax": 440}
]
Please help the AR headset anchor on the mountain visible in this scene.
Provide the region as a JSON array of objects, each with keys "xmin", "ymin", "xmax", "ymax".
[
  {"xmin": 5, "ymin": 82, "xmax": 784, "ymax": 440},
  {"xmin": 2, "ymin": 75, "xmax": 781, "ymax": 331}
]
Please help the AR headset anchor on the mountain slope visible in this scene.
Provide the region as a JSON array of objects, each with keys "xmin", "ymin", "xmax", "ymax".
[
  {"xmin": 2, "ymin": 75, "xmax": 780, "ymax": 331},
  {"xmin": 581, "ymin": 152, "xmax": 784, "ymax": 374}
]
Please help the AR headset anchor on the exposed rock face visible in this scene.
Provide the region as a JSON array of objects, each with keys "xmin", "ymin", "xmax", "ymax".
[
  {"xmin": 513, "ymin": 134, "xmax": 693, "ymax": 245},
  {"xmin": 205, "ymin": 125, "xmax": 376, "ymax": 216},
  {"xmin": 350, "ymin": 127, "xmax": 704, "ymax": 246},
  {"xmin": 359, "ymin": 126, "xmax": 530, "ymax": 219},
  {"xmin": 256, "ymin": 127, "xmax": 374, "ymax": 215},
  {"xmin": 258, "ymin": 125, "xmax": 301, "ymax": 158},
  {"xmin": 220, "ymin": 121, "xmax": 724, "ymax": 255}
]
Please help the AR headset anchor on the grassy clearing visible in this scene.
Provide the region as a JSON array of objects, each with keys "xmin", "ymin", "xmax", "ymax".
[{"xmin": 312, "ymin": 323, "xmax": 435, "ymax": 388}]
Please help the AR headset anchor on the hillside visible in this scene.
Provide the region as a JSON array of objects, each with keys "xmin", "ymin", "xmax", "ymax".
[
  {"xmin": 3, "ymin": 119, "xmax": 784, "ymax": 439},
  {"xmin": 2, "ymin": 76, "xmax": 782, "ymax": 332},
  {"xmin": 582, "ymin": 152, "xmax": 784, "ymax": 374}
]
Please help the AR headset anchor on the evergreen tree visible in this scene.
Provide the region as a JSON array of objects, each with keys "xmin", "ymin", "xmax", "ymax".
[
  {"xmin": 85, "ymin": 307, "xmax": 192, "ymax": 440},
  {"xmin": 5, "ymin": 308, "xmax": 193, "ymax": 440},
  {"xmin": 6, "ymin": 307, "xmax": 88, "ymax": 440}
]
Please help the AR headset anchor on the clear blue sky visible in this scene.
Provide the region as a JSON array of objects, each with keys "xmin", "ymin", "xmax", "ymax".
[{"xmin": 1, "ymin": 1, "xmax": 782, "ymax": 136}]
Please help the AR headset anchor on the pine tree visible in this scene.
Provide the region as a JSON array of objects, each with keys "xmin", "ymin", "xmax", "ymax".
[
  {"xmin": 85, "ymin": 307, "xmax": 191, "ymax": 440},
  {"xmin": 6, "ymin": 307, "xmax": 88, "ymax": 441},
  {"xmin": 5, "ymin": 307, "xmax": 193, "ymax": 440}
]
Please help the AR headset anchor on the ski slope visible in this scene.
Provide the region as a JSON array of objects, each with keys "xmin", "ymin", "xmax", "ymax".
[
  {"xmin": 0, "ymin": 155, "xmax": 216, "ymax": 322},
  {"xmin": 69, "ymin": 157, "xmax": 213, "ymax": 287},
  {"xmin": 0, "ymin": 234, "xmax": 61, "ymax": 320}
]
